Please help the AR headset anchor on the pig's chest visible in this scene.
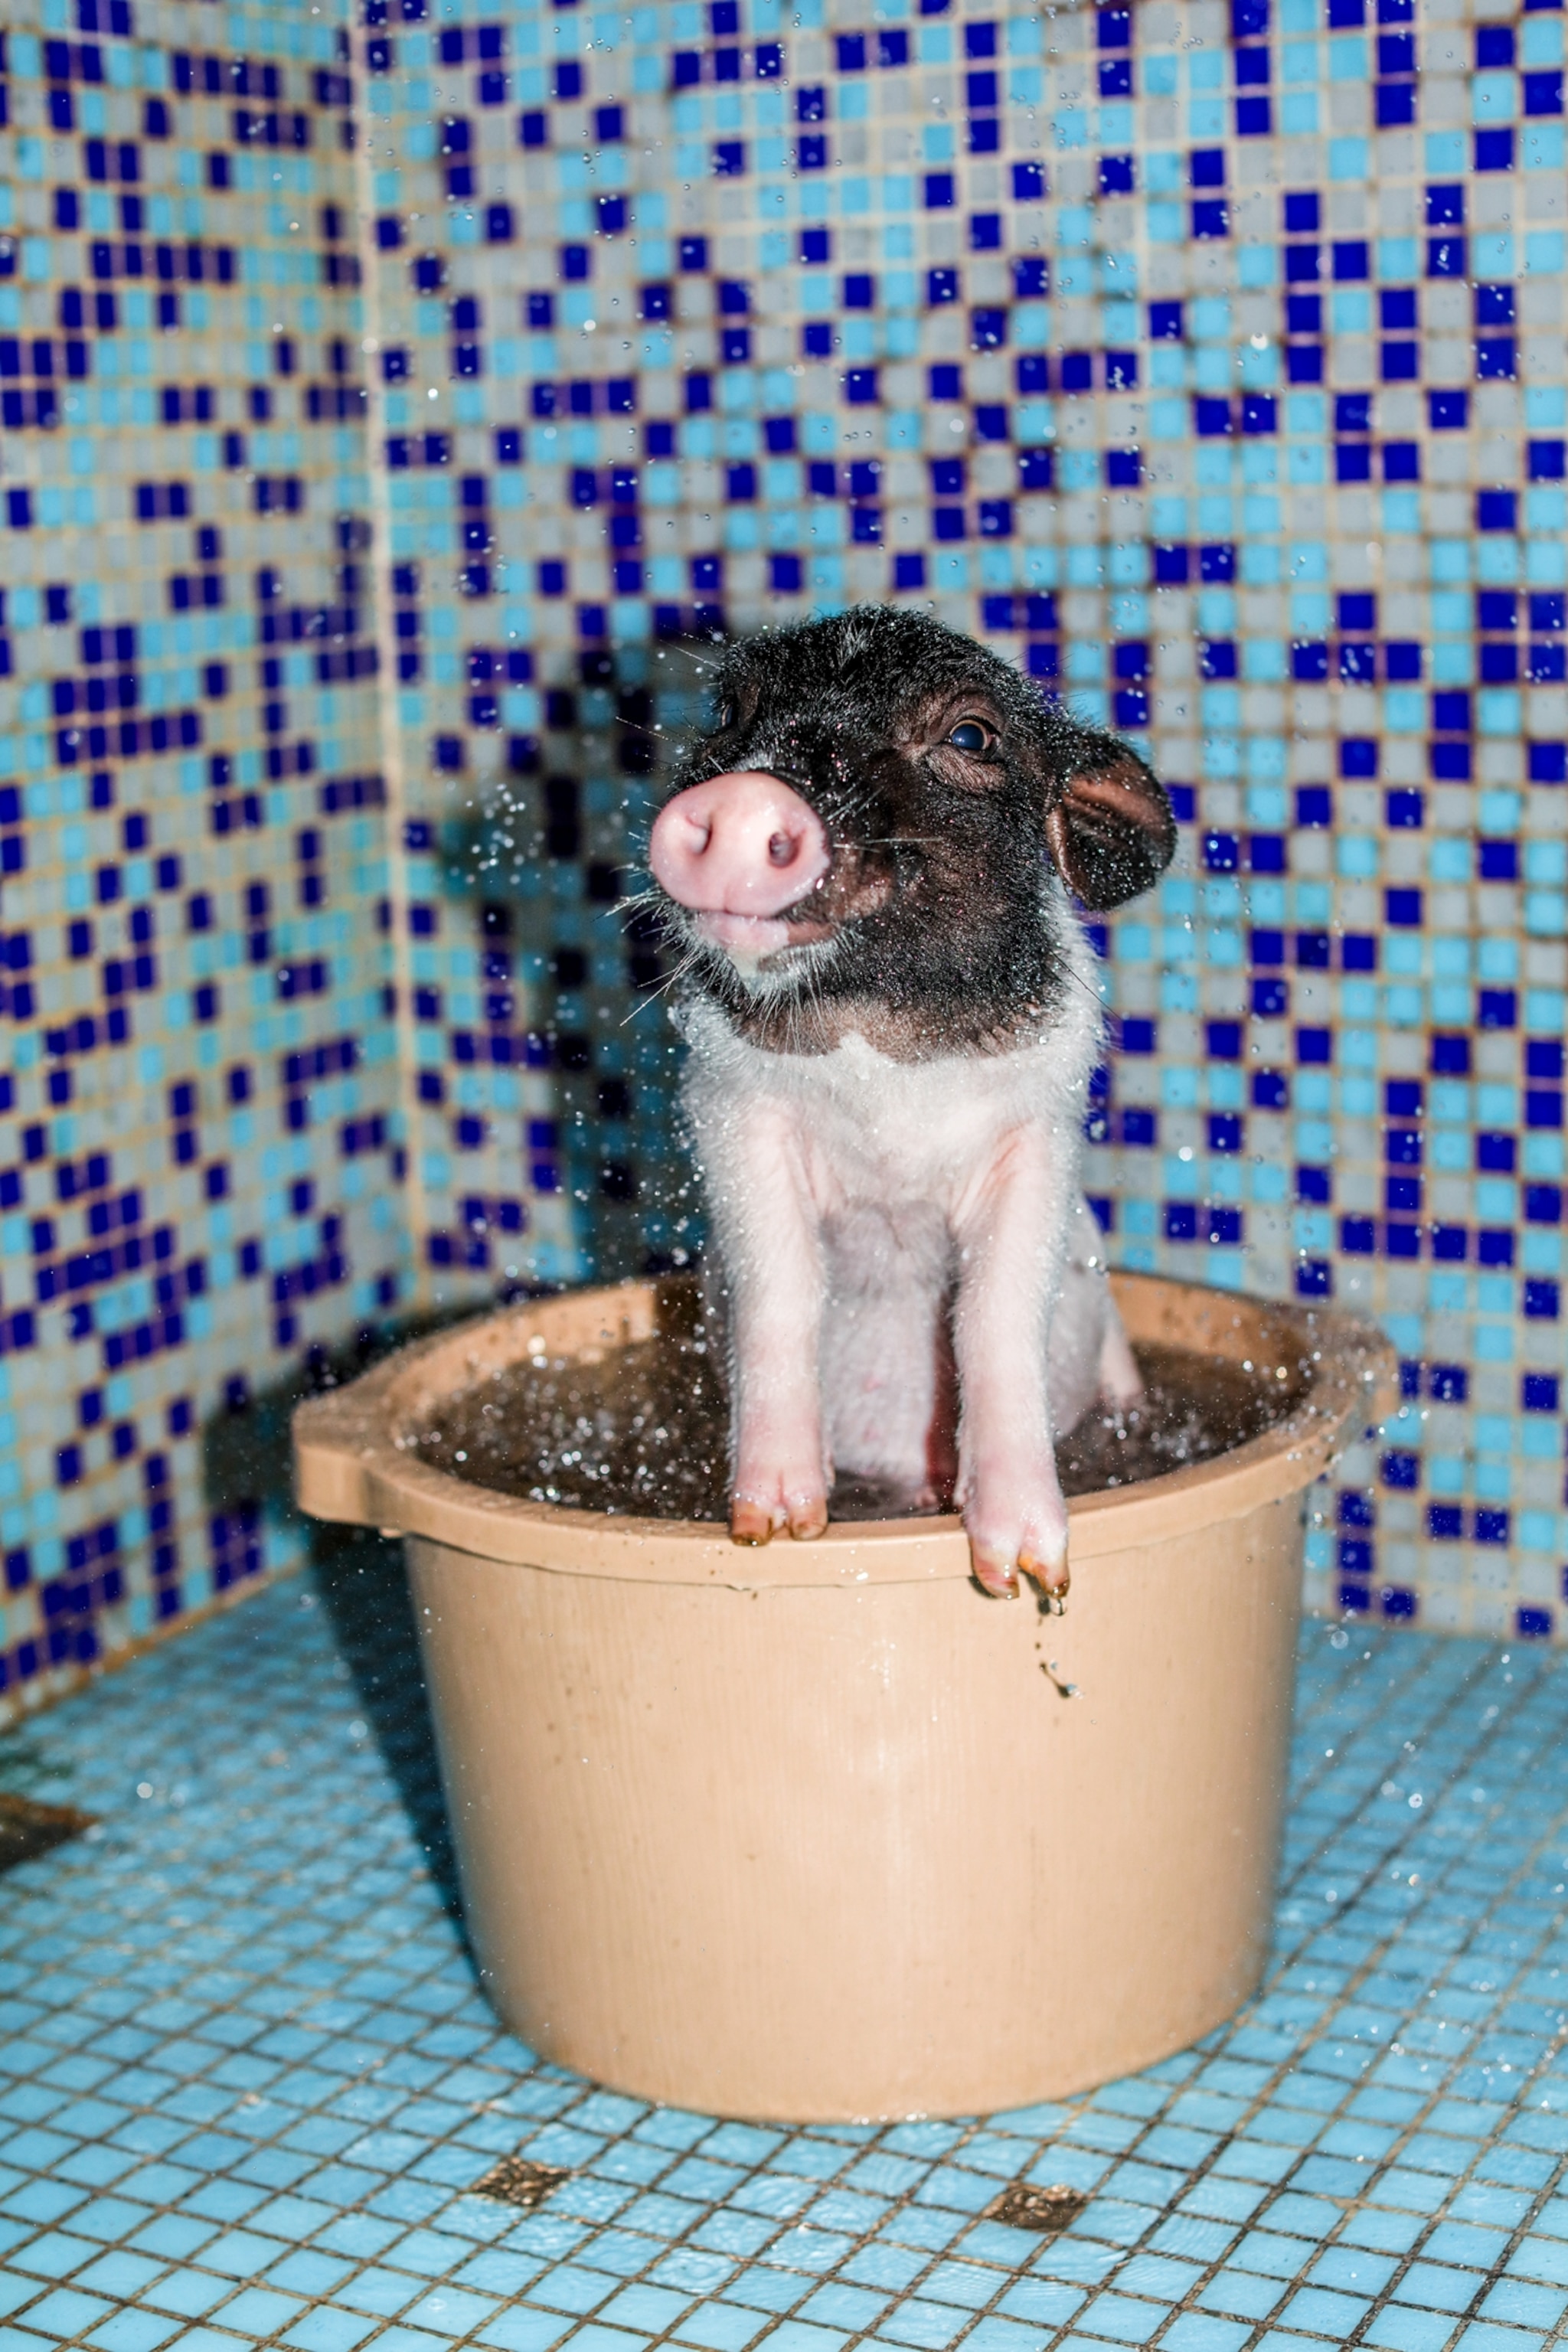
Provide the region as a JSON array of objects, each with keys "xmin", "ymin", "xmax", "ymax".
[
  {"xmin": 681, "ymin": 996, "xmax": 1093, "ymax": 1223},
  {"xmin": 771, "ymin": 1034, "xmax": 1054, "ymax": 1211}
]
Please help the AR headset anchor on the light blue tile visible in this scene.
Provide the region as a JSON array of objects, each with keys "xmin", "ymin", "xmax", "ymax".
[
  {"xmin": 797, "ymin": 2288, "xmax": 886, "ymax": 2331},
  {"xmin": 1427, "ymin": 2226, "xmax": 1509, "ymax": 2270},
  {"xmin": 5, "ymin": 2234, "xmax": 99, "ymax": 2284},
  {"xmin": 476, "ymin": 2314, "xmax": 577, "ymax": 2352},
  {"xmin": 127, "ymin": 2220, "xmax": 219, "ymax": 2265},
  {"xmin": 920, "ymin": 2263, "xmax": 1000, "ymax": 2312},
  {"xmin": 1197, "ymin": 2270, "xmax": 1283, "ymax": 2321},
  {"xmin": 875, "ymin": 2300, "xmax": 970, "ymax": 2349},
  {"xmin": 194, "ymin": 2234, "xmax": 291, "ymax": 2282},
  {"xmin": 1117, "ymin": 2255, "xmax": 1200, "ymax": 2301},
  {"xmin": 140, "ymin": 2334, "xmax": 251, "ymax": 2352},
  {"xmin": 1066, "ymin": 2293, "xmax": 1168, "ymax": 2344},
  {"xmin": 142, "ymin": 2275, "xmax": 234, "ymax": 2321},
  {"xmin": 1394, "ymin": 2266, "xmax": 1485, "ymax": 2317},
  {"xmin": 1508, "ymin": 2239, "xmax": 1568, "ymax": 2287},
  {"xmin": 1279, "ymin": 2295, "xmax": 1373, "ymax": 2352},
  {"xmin": 1451, "ymin": 2189, "xmax": 1531, "ymax": 2230},
  {"xmin": 960, "ymin": 2322, "xmax": 1048, "ymax": 2352},
  {"xmin": 278, "ymin": 2311, "xmax": 382, "ymax": 2352},
  {"xmin": 762, "ymin": 2326, "xmax": 850, "ymax": 2352},
  {"xmin": 263, "ymin": 2256, "xmax": 355, "ymax": 2299},
  {"xmin": 533, "ymin": 2269, "xmax": 620, "ymax": 2318},
  {"xmin": 996, "ymin": 2281, "xmax": 1085, "ymax": 2328},
  {"xmin": 724, "ymin": 2272, "xmax": 803, "ymax": 2316},
  {"xmin": 82, "ymin": 2312, "xmax": 181, "ymax": 2352},
  {"xmin": 206, "ymin": 2289, "xmax": 307, "ymax": 2339},
  {"xmin": 331, "ymin": 2267, "xmax": 424, "ymax": 2319},
  {"xmin": 846, "ymin": 2248, "xmax": 930, "ymax": 2285},
  {"xmin": 1160, "ymin": 2320, "xmax": 1251, "ymax": 2352},
  {"xmin": 1344, "ymin": 2212, "xmax": 1426, "ymax": 2257},
  {"xmin": 1230, "ymin": 2233, "xmax": 1313, "ymax": 2282},
  {"xmin": 180, "ymin": 2190, "xmax": 267, "ymax": 2231},
  {"xmin": 2, "ymin": 2189, "xmax": 91, "ymax": 2233},
  {"xmin": 9, "ymin": 2288, "xmax": 114, "ymax": 2340},
  {"xmin": 1365, "ymin": 2309, "xmax": 1460, "ymax": 2352},
  {"xmin": 1308, "ymin": 2247, "xmax": 1396, "ymax": 2295},
  {"xmin": 1178, "ymin": 2182, "xmax": 1267, "ymax": 2226},
  {"xmin": 402, "ymin": 2288, "xmax": 505, "ymax": 2337},
  {"xmin": 596, "ymin": 2288, "xmax": 694, "ymax": 2334},
  {"xmin": 74, "ymin": 2253, "xmax": 167, "ymax": 2301},
  {"xmin": 1375, "ymin": 2174, "xmax": 1454, "ymax": 2216},
  {"xmin": 556, "ymin": 2330, "xmax": 652, "ymax": 2352},
  {"xmin": 61, "ymin": 2200, "xmax": 154, "ymax": 2247},
  {"xmin": 1479, "ymin": 2282, "xmax": 1566, "ymax": 2330},
  {"xmin": 671, "ymin": 2308, "xmax": 773, "ymax": 2352}
]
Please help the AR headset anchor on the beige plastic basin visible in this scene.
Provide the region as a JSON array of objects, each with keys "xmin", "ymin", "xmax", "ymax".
[{"xmin": 294, "ymin": 1271, "xmax": 1394, "ymax": 2123}]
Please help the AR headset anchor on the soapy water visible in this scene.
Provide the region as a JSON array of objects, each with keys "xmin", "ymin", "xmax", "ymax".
[{"xmin": 413, "ymin": 1331, "xmax": 1308, "ymax": 1521}]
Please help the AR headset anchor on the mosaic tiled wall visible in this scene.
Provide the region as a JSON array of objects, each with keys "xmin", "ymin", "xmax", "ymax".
[
  {"xmin": 0, "ymin": 0, "xmax": 403, "ymax": 1718},
  {"xmin": 3, "ymin": 0, "xmax": 1567, "ymax": 1719},
  {"xmin": 359, "ymin": 0, "xmax": 1567, "ymax": 1645}
]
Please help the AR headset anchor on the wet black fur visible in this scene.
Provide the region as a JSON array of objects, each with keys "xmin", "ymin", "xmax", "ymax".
[{"xmin": 651, "ymin": 607, "xmax": 1173, "ymax": 1050}]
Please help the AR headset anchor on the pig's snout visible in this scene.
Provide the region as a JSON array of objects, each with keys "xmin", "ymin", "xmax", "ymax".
[{"xmin": 650, "ymin": 772, "xmax": 830, "ymax": 923}]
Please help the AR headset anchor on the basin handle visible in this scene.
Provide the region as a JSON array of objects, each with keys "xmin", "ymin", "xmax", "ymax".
[{"xmin": 292, "ymin": 1383, "xmax": 386, "ymax": 1527}]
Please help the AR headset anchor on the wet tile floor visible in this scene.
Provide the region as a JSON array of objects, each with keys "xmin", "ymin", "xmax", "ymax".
[{"xmin": 5, "ymin": 1541, "xmax": 1568, "ymax": 2352}]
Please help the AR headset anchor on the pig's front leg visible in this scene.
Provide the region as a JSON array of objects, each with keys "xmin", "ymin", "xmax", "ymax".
[
  {"xmin": 950, "ymin": 1131, "xmax": 1074, "ymax": 1606},
  {"xmin": 706, "ymin": 1104, "xmax": 831, "ymax": 1546}
]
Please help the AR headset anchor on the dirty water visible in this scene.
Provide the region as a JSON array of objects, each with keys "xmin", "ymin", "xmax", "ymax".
[{"xmin": 412, "ymin": 1331, "xmax": 1306, "ymax": 1521}]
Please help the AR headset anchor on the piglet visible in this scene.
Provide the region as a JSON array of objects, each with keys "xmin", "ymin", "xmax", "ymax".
[{"xmin": 646, "ymin": 608, "xmax": 1175, "ymax": 1604}]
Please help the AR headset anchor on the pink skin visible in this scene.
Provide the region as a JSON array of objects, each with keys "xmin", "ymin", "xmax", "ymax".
[
  {"xmin": 949, "ymin": 1130, "xmax": 1073, "ymax": 1605},
  {"xmin": 716, "ymin": 1106, "xmax": 832, "ymax": 1547},
  {"xmin": 701, "ymin": 1083, "xmax": 1076, "ymax": 1600},
  {"xmin": 649, "ymin": 772, "xmax": 831, "ymax": 957}
]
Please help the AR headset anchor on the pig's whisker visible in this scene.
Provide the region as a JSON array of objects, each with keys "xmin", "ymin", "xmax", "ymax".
[
  {"xmin": 619, "ymin": 941, "xmax": 703, "ymax": 1024},
  {"xmin": 1057, "ymin": 941, "xmax": 1109, "ymax": 1001}
]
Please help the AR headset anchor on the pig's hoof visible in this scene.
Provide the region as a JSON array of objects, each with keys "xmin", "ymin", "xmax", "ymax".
[
  {"xmin": 729, "ymin": 1501, "xmax": 776, "ymax": 1547},
  {"xmin": 967, "ymin": 1544, "xmax": 1021, "ymax": 1600},
  {"xmin": 1021, "ymin": 1552, "xmax": 1070, "ymax": 1614},
  {"xmin": 729, "ymin": 1493, "xmax": 828, "ymax": 1546},
  {"xmin": 730, "ymin": 1452, "xmax": 830, "ymax": 1545},
  {"xmin": 969, "ymin": 1550, "xmax": 1067, "ymax": 1607}
]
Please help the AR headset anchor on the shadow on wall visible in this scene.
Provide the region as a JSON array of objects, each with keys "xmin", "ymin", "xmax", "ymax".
[
  {"xmin": 201, "ymin": 1329, "xmax": 467, "ymax": 1923},
  {"xmin": 436, "ymin": 637, "xmax": 713, "ymax": 1285}
]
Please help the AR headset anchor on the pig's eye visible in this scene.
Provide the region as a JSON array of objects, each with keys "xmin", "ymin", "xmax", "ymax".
[{"xmin": 946, "ymin": 719, "xmax": 995, "ymax": 754}]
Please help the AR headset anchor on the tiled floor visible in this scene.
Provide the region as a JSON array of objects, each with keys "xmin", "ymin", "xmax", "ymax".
[{"xmin": 5, "ymin": 1544, "xmax": 1568, "ymax": 2352}]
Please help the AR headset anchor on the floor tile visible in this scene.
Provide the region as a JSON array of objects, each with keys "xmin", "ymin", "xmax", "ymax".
[{"xmin": 9, "ymin": 1609, "xmax": 1568, "ymax": 2352}]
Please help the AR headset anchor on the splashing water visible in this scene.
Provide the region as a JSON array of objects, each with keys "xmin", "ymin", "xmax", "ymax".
[{"xmin": 413, "ymin": 1334, "xmax": 1305, "ymax": 1521}]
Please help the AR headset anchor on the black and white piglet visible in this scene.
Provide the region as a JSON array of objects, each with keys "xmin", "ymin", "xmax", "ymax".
[{"xmin": 647, "ymin": 607, "xmax": 1176, "ymax": 1603}]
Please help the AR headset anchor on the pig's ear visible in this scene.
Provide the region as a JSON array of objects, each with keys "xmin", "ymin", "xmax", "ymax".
[{"xmin": 1042, "ymin": 751, "xmax": 1177, "ymax": 910}]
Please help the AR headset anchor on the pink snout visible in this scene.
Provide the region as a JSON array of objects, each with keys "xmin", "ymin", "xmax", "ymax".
[{"xmin": 650, "ymin": 772, "xmax": 830, "ymax": 924}]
